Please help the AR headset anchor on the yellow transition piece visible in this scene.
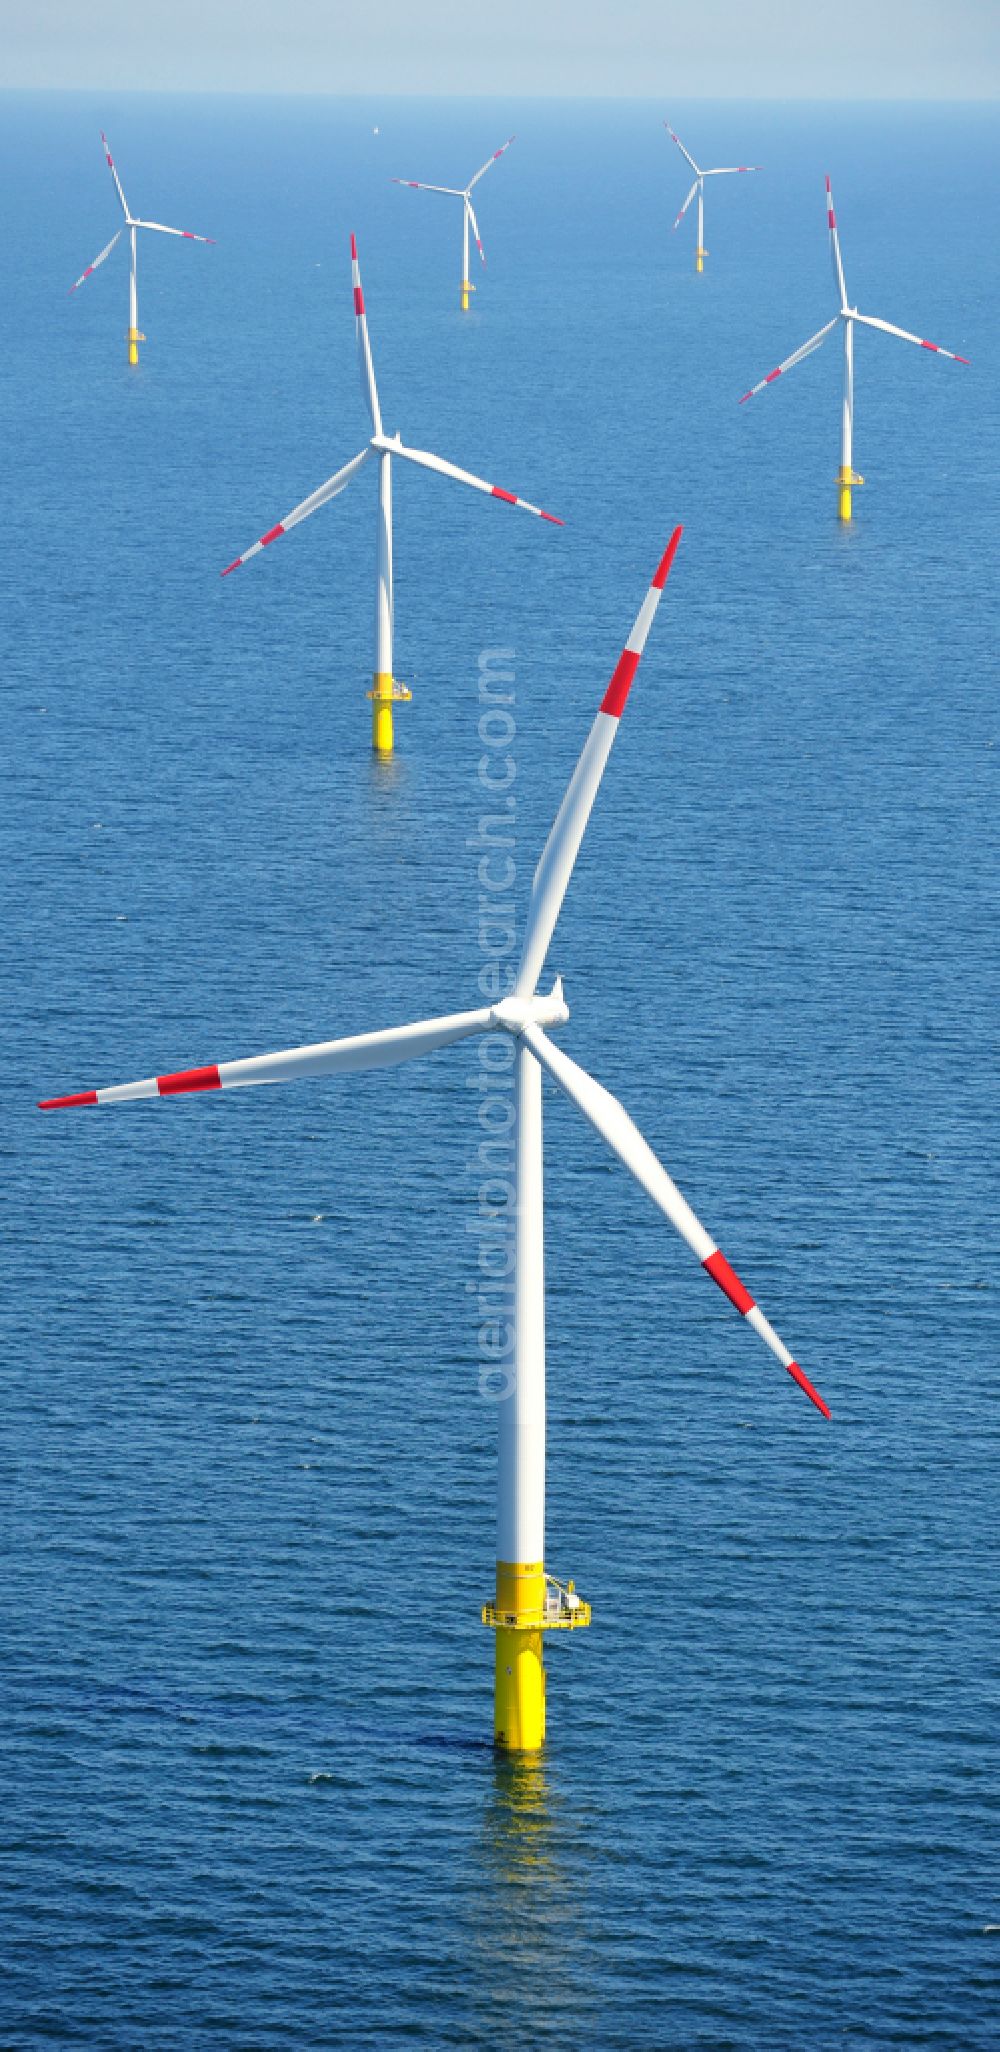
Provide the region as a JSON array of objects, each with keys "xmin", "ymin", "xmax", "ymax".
[
  {"xmin": 836, "ymin": 466, "xmax": 864, "ymax": 523},
  {"xmin": 493, "ymin": 1561, "xmax": 547, "ymax": 1751},
  {"xmin": 367, "ymin": 673, "xmax": 412, "ymax": 755}
]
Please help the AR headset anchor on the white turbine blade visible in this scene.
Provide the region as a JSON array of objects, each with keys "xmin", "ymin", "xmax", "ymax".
[
  {"xmin": 220, "ymin": 447, "xmax": 372, "ymax": 576},
  {"xmin": 467, "ymin": 135, "xmax": 515, "ymax": 190},
  {"xmin": 67, "ymin": 228, "xmax": 122, "ymax": 294},
  {"xmin": 467, "ymin": 197, "xmax": 486, "ymax": 266},
  {"xmin": 521, "ymin": 1025, "xmax": 831, "ymax": 1420},
  {"xmin": 673, "ymin": 180, "xmax": 699, "ymax": 230},
  {"xmin": 351, "ymin": 233, "xmax": 382, "ymax": 436},
  {"xmin": 825, "ymin": 176, "xmax": 848, "ymax": 309},
  {"xmin": 391, "ymin": 180, "xmax": 465, "ymax": 195},
  {"xmin": 39, "ymin": 1006, "xmax": 495, "ymax": 1110},
  {"xmin": 665, "ymin": 124, "xmax": 699, "ymax": 174},
  {"xmin": 703, "ymin": 164, "xmax": 762, "ymax": 176},
  {"xmin": 739, "ymin": 317, "xmax": 839, "ymax": 404},
  {"xmin": 100, "ymin": 131, "xmax": 129, "ymax": 218},
  {"xmin": 388, "ymin": 438, "xmax": 563, "ymax": 523},
  {"xmin": 852, "ymin": 311, "xmax": 970, "ymax": 364},
  {"xmin": 131, "ymin": 220, "xmax": 215, "ymax": 243},
  {"xmin": 515, "ymin": 532, "xmax": 682, "ymax": 1000}
]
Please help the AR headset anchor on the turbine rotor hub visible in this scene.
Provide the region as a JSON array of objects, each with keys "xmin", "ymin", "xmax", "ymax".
[{"xmin": 491, "ymin": 985, "xmax": 569, "ymax": 1036}]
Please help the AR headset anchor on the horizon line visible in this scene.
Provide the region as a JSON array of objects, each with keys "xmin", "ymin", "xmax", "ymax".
[{"xmin": 1, "ymin": 85, "xmax": 997, "ymax": 105}]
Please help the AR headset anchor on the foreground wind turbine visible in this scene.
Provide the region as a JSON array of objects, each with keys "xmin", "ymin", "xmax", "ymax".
[
  {"xmin": 41, "ymin": 531, "xmax": 830, "ymax": 1752},
  {"xmin": 221, "ymin": 235, "xmax": 560, "ymax": 756},
  {"xmin": 666, "ymin": 123, "xmax": 760, "ymax": 273},
  {"xmin": 740, "ymin": 176, "xmax": 970, "ymax": 522},
  {"xmin": 393, "ymin": 136, "xmax": 515, "ymax": 311},
  {"xmin": 68, "ymin": 132, "xmax": 214, "ymax": 366}
]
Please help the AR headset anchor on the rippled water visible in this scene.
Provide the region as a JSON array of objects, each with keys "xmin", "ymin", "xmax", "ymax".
[{"xmin": 3, "ymin": 92, "xmax": 998, "ymax": 2047}]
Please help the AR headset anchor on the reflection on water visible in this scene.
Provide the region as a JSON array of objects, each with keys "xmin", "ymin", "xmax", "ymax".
[
  {"xmin": 470, "ymin": 1750, "xmax": 597, "ymax": 2043},
  {"xmin": 368, "ymin": 747, "xmax": 406, "ymax": 800},
  {"xmin": 484, "ymin": 1753, "xmax": 557, "ymax": 1890}
]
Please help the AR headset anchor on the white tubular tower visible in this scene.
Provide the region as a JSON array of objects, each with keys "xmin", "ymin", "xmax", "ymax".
[
  {"xmin": 840, "ymin": 316, "xmax": 855, "ymax": 518},
  {"xmin": 128, "ymin": 225, "xmax": 139, "ymax": 365},
  {"xmin": 492, "ymin": 1040, "xmax": 548, "ymax": 1746},
  {"xmin": 462, "ymin": 201, "xmax": 471, "ymax": 311},
  {"xmin": 373, "ymin": 451, "xmax": 395, "ymax": 753}
]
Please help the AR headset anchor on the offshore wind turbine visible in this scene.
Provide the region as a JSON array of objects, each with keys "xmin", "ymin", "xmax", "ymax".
[
  {"xmin": 666, "ymin": 123, "xmax": 760, "ymax": 273},
  {"xmin": 739, "ymin": 176, "xmax": 970, "ymax": 522},
  {"xmin": 40, "ymin": 532, "xmax": 830, "ymax": 1753},
  {"xmin": 392, "ymin": 136, "xmax": 515, "ymax": 311},
  {"xmin": 222, "ymin": 234, "xmax": 561, "ymax": 756},
  {"xmin": 68, "ymin": 132, "xmax": 214, "ymax": 366}
]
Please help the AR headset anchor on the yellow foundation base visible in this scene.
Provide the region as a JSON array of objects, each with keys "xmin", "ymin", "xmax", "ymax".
[
  {"xmin": 461, "ymin": 279, "xmax": 475, "ymax": 311},
  {"xmin": 372, "ymin": 681, "xmax": 394, "ymax": 755},
  {"xmin": 495, "ymin": 1625, "xmax": 545, "ymax": 1750},
  {"xmin": 127, "ymin": 326, "xmax": 145, "ymax": 367},
  {"xmin": 696, "ymin": 250, "xmax": 705, "ymax": 273},
  {"xmin": 484, "ymin": 1560, "xmax": 591, "ymax": 1752},
  {"xmin": 367, "ymin": 673, "xmax": 412, "ymax": 754},
  {"xmin": 492, "ymin": 1562, "xmax": 546, "ymax": 1750},
  {"xmin": 836, "ymin": 466, "xmax": 864, "ymax": 523}
]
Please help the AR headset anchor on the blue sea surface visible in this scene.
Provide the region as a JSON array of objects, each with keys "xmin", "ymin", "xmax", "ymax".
[{"xmin": 3, "ymin": 92, "xmax": 998, "ymax": 2048}]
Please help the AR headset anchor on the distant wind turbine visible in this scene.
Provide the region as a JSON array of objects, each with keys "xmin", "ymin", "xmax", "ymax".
[
  {"xmin": 68, "ymin": 132, "xmax": 214, "ymax": 366},
  {"xmin": 221, "ymin": 236, "xmax": 561, "ymax": 756},
  {"xmin": 739, "ymin": 177, "xmax": 970, "ymax": 522},
  {"xmin": 393, "ymin": 136, "xmax": 516, "ymax": 311},
  {"xmin": 666, "ymin": 123, "xmax": 760, "ymax": 273}
]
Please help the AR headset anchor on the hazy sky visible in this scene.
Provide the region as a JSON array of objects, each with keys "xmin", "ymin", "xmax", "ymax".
[{"xmin": 7, "ymin": 0, "xmax": 999, "ymax": 97}]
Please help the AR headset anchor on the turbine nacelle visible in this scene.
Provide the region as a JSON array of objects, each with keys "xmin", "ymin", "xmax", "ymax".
[{"xmin": 491, "ymin": 984, "xmax": 569, "ymax": 1037}]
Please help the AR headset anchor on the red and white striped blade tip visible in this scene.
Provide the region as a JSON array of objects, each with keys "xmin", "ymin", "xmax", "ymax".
[
  {"xmin": 703, "ymin": 1248, "xmax": 830, "ymax": 1419},
  {"xmin": 786, "ymin": 1360, "xmax": 831, "ymax": 1419},
  {"xmin": 739, "ymin": 368, "xmax": 781, "ymax": 403},
  {"xmin": 652, "ymin": 528, "xmax": 683, "ymax": 587},
  {"xmin": 921, "ymin": 340, "xmax": 970, "ymax": 362},
  {"xmin": 491, "ymin": 485, "xmax": 563, "ymax": 525},
  {"xmin": 40, "ymin": 1063, "xmax": 223, "ymax": 1110},
  {"xmin": 598, "ymin": 527, "xmax": 683, "ymax": 720},
  {"xmin": 220, "ymin": 519, "xmax": 284, "ymax": 576}
]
